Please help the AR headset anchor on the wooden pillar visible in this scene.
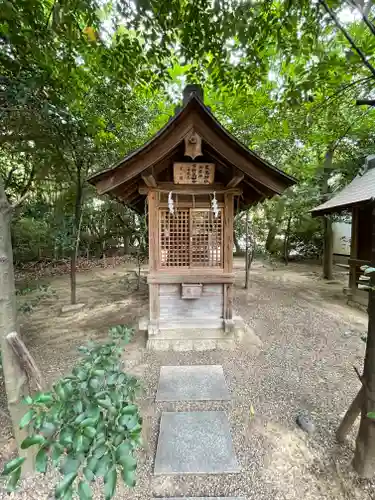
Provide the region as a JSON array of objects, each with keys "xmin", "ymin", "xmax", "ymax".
[
  {"xmin": 349, "ymin": 207, "xmax": 359, "ymax": 293},
  {"xmin": 223, "ymin": 193, "xmax": 234, "ymax": 329},
  {"xmin": 223, "ymin": 192, "xmax": 234, "ymax": 273},
  {"xmin": 148, "ymin": 191, "xmax": 159, "ymax": 331},
  {"xmin": 353, "ymin": 202, "xmax": 375, "ymax": 477}
]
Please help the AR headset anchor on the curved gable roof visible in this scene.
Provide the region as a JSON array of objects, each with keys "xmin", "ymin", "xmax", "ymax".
[{"xmin": 88, "ymin": 93, "xmax": 295, "ymax": 207}]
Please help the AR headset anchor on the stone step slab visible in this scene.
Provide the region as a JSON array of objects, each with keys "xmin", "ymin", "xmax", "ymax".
[
  {"xmin": 156, "ymin": 365, "xmax": 230, "ymax": 402},
  {"xmin": 154, "ymin": 411, "xmax": 240, "ymax": 475}
]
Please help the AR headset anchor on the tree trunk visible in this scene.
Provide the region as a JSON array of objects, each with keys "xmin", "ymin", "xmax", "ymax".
[
  {"xmin": 265, "ymin": 198, "xmax": 285, "ymax": 253},
  {"xmin": 353, "ymin": 203, "xmax": 375, "ymax": 478},
  {"xmin": 245, "ymin": 210, "xmax": 250, "ymax": 289},
  {"xmin": 123, "ymin": 234, "xmax": 130, "ymax": 255},
  {"xmin": 323, "ymin": 216, "xmax": 333, "ymax": 279},
  {"xmin": 284, "ymin": 213, "xmax": 292, "ymax": 265},
  {"xmin": 0, "ymin": 179, "xmax": 35, "ymax": 475},
  {"xmin": 70, "ymin": 177, "xmax": 83, "ymax": 305},
  {"xmin": 322, "ymin": 148, "xmax": 334, "ymax": 280},
  {"xmin": 233, "ymin": 230, "xmax": 241, "ymax": 255}
]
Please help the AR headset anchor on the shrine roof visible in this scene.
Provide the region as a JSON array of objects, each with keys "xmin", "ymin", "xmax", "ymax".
[{"xmin": 88, "ymin": 88, "xmax": 296, "ymax": 211}]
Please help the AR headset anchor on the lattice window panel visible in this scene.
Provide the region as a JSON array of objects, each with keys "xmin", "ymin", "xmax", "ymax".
[
  {"xmin": 159, "ymin": 208, "xmax": 222, "ymax": 268},
  {"xmin": 191, "ymin": 209, "xmax": 222, "ymax": 267},
  {"xmin": 160, "ymin": 209, "xmax": 190, "ymax": 267}
]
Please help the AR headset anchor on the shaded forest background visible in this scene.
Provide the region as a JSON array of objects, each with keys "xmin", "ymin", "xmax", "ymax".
[{"xmin": 2, "ymin": 0, "xmax": 375, "ymax": 288}]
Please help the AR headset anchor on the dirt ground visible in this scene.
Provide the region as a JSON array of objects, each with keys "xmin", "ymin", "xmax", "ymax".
[{"xmin": 1, "ymin": 258, "xmax": 374, "ymax": 499}]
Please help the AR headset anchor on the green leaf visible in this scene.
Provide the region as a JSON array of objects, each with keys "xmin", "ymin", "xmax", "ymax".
[
  {"xmin": 6, "ymin": 465, "xmax": 22, "ymax": 492},
  {"xmin": 98, "ymin": 398, "xmax": 111, "ymax": 409},
  {"xmin": 75, "ymin": 434, "xmax": 84, "ymax": 453},
  {"xmin": 121, "ymin": 466, "xmax": 136, "ymax": 487},
  {"xmin": 94, "ymin": 444, "xmax": 107, "ymax": 459},
  {"xmin": 94, "ymin": 453, "xmax": 111, "ymax": 477},
  {"xmin": 60, "ymin": 427, "xmax": 74, "ymax": 447},
  {"xmin": 120, "ymin": 414, "xmax": 138, "ymax": 430},
  {"xmin": 104, "ymin": 467, "xmax": 117, "ymax": 499},
  {"xmin": 61, "ymin": 456, "xmax": 81, "ymax": 475},
  {"xmin": 74, "ymin": 413, "xmax": 86, "ymax": 425},
  {"xmin": 115, "ymin": 442, "xmax": 131, "ymax": 461},
  {"xmin": 89, "ymin": 378, "xmax": 100, "ymax": 390},
  {"xmin": 19, "ymin": 410, "xmax": 35, "ymax": 429},
  {"xmin": 41, "ymin": 421, "xmax": 57, "ymax": 438},
  {"xmin": 117, "ymin": 454, "xmax": 137, "ymax": 471},
  {"xmin": 51, "ymin": 443, "xmax": 64, "ymax": 465},
  {"xmin": 367, "ymin": 411, "xmax": 375, "ymax": 420},
  {"xmin": 121, "ymin": 404, "xmax": 137, "ymax": 415},
  {"xmin": 84, "ymin": 456, "xmax": 98, "ymax": 482},
  {"xmin": 21, "ymin": 435, "xmax": 45, "ymax": 449},
  {"xmin": 36, "ymin": 448, "xmax": 48, "ymax": 473},
  {"xmin": 93, "ymin": 369, "xmax": 105, "ymax": 377},
  {"xmin": 78, "ymin": 480, "xmax": 93, "ymax": 500},
  {"xmin": 74, "ymin": 400, "xmax": 83, "ymax": 413},
  {"xmin": 55, "ymin": 472, "xmax": 77, "ymax": 499},
  {"xmin": 2, "ymin": 457, "xmax": 25, "ymax": 475},
  {"xmin": 61, "ymin": 486, "xmax": 73, "ymax": 500},
  {"xmin": 81, "ymin": 417, "xmax": 98, "ymax": 428},
  {"xmin": 83, "ymin": 427, "xmax": 97, "ymax": 439},
  {"xmin": 34, "ymin": 393, "xmax": 54, "ymax": 404}
]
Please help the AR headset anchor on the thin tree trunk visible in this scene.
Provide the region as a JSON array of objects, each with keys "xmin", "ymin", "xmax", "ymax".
[
  {"xmin": 284, "ymin": 213, "xmax": 292, "ymax": 265},
  {"xmin": 123, "ymin": 234, "xmax": 130, "ymax": 255},
  {"xmin": 245, "ymin": 210, "xmax": 250, "ymax": 289},
  {"xmin": 322, "ymin": 148, "xmax": 334, "ymax": 280},
  {"xmin": 353, "ymin": 203, "xmax": 375, "ymax": 477},
  {"xmin": 0, "ymin": 179, "xmax": 35, "ymax": 475},
  {"xmin": 70, "ymin": 176, "xmax": 83, "ymax": 305},
  {"xmin": 233, "ymin": 230, "xmax": 241, "ymax": 255},
  {"xmin": 265, "ymin": 198, "xmax": 285, "ymax": 253}
]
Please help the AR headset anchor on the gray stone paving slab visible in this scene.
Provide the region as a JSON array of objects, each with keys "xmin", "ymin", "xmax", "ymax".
[
  {"xmin": 156, "ymin": 365, "xmax": 230, "ymax": 401},
  {"xmin": 157, "ymin": 498, "xmax": 246, "ymax": 500},
  {"xmin": 154, "ymin": 411, "xmax": 240, "ymax": 475}
]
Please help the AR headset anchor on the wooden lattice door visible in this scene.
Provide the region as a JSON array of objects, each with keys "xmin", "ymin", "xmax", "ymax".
[{"xmin": 159, "ymin": 208, "xmax": 222, "ymax": 268}]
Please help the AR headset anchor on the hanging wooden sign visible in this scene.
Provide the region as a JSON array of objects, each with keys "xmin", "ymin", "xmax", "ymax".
[
  {"xmin": 184, "ymin": 130, "xmax": 203, "ymax": 159},
  {"xmin": 173, "ymin": 162, "xmax": 215, "ymax": 184}
]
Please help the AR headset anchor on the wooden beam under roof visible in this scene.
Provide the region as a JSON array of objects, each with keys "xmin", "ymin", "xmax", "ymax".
[
  {"xmin": 226, "ymin": 170, "xmax": 244, "ymax": 188},
  {"xmin": 142, "ymin": 171, "xmax": 157, "ymax": 187}
]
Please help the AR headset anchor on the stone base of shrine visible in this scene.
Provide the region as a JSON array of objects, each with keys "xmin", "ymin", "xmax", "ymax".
[{"xmin": 138, "ymin": 316, "xmax": 261, "ymax": 351}]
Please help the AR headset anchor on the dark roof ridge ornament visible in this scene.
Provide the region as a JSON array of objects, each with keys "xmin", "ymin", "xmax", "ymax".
[
  {"xmin": 174, "ymin": 84, "xmax": 205, "ymax": 115},
  {"xmin": 365, "ymin": 154, "xmax": 375, "ymax": 172},
  {"xmin": 183, "ymin": 84, "xmax": 204, "ymax": 105}
]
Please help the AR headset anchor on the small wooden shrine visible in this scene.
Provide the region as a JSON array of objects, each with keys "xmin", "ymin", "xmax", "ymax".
[
  {"xmin": 89, "ymin": 85, "xmax": 295, "ymax": 350},
  {"xmin": 312, "ymin": 155, "xmax": 375, "ymax": 306}
]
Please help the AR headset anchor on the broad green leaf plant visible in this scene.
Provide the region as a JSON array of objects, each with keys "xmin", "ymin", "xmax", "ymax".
[{"xmin": 2, "ymin": 325, "xmax": 141, "ymax": 499}]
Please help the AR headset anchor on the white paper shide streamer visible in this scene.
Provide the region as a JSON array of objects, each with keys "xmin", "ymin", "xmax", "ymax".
[
  {"xmin": 211, "ymin": 191, "xmax": 219, "ymax": 218},
  {"xmin": 168, "ymin": 191, "xmax": 174, "ymax": 215}
]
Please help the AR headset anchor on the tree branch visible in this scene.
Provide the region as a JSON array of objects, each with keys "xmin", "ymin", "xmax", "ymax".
[
  {"xmin": 346, "ymin": 0, "xmax": 375, "ymax": 36},
  {"xmin": 9, "ymin": 191, "xmax": 30, "ymax": 212},
  {"xmin": 318, "ymin": 0, "xmax": 375, "ymax": 79},
  {"xmin": 4, "ymin": 165, "xmax": 17, "ymax": 190}
]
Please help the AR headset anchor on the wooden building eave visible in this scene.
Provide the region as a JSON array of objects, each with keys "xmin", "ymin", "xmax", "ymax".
[{"xmin": 88, "ymin": 94, "xmax": 296, "ymax": 211}]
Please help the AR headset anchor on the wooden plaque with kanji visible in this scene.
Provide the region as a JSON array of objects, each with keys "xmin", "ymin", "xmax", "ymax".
[{"xmin": 173, "ymin": 162, "xmax": 215, "ymax": 184}]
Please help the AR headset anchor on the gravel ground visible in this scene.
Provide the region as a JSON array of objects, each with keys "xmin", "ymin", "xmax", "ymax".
[{"xmin": 1, "ymin": 260, "xmax": 375, "ymax": 499}]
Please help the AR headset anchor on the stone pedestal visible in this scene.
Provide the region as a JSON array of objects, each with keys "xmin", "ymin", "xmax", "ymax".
[{"xmin": 138, "ymin": 315, "xmax": 261, "ymax": 351}]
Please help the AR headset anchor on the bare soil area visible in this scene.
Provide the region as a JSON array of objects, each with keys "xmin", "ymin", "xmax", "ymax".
[{"xmin": 1, "ymin": 258, "xmax": 374, "ymax": 500}]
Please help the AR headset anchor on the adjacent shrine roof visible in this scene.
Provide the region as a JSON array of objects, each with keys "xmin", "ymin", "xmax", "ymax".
[
  {"xmin": 88, "ymin": 86, "xmax": 296, "ymax": 211},
  {"xmin": 312, "ymin": 155, "xmax": 375, "ymax": 216}
]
